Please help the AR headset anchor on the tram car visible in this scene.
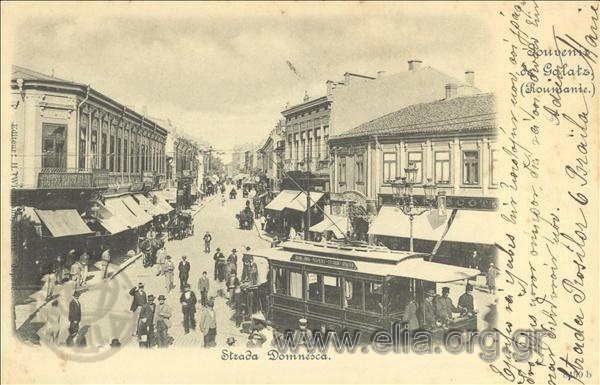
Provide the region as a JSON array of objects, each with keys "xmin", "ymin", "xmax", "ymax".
[{"xmin": 248, "ymin": 240, "xmax": 480, "ymax": 341}]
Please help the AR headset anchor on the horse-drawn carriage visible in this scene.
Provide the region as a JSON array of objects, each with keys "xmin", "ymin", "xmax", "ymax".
[
  {"xmin": 236, "ymin": 206, "xmax": 254, "ymax": 230},
  {"xmin": 230, "ymin": 188, "xmax": 237, "ymax": 199},
  {"xmin": 167, "ymin": 211, "xmax": 194, "ymax": 240},
  {"xmin": 140, "ymin": 237, "xmax": 165, "ymax": 268}
]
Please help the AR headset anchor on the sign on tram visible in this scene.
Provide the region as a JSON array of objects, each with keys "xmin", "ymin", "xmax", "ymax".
[{"xmin": 291, "ymin": 254, "xmax": 358, "ymax": 270}]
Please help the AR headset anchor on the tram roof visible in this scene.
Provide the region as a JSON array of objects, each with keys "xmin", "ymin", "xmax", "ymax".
[
  {"xmin": 277, "ymin": 240, "xmax": 423, "ymax": 264},
  {"xmin": 251, "ymin": 242, "xmax": 480, "ymax": 283}
]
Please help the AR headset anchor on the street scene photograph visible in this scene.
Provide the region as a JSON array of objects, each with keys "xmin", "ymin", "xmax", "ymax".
[{"xmin": 6, "ymin": 2, "xmax": 501, "ymax": 356}]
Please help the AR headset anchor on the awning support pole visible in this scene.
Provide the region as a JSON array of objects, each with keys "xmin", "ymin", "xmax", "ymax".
[{"xmin": 429, "ymin": 209, "xmax": 458, "ymax": 260}]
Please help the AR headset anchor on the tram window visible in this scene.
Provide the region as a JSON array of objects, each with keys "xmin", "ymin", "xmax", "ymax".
[
  {"xmin": 365, "ymin": 282, "xmax": 384, "ymax": 314},
  {"xmin": 386, "ymin": 277, "xmax": 412, "ymax": 314},
  {"xmin": 289, "ymin": 271, "xmax": 303, "ymax": 299},
  {"xmin": 307, "ymin": 273, "xmax": 322, "ymax": 302},
  {"xmin": 274, "ymin": 267, "xmax": 289, "ymax": 295},
  {"xmin": 323, "ymin": 275, "xmax": 341, "ymax": 306},
  {"xmin": 343, "ymin": 278, "xmax": 364, "ymax": 310}
]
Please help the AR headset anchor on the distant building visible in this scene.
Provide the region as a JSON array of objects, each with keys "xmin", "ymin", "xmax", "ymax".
[{"xmin": 257, "ymin": 120, "xmax": 285, "ymax": 191}]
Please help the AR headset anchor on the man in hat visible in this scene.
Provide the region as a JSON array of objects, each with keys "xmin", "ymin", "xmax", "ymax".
[
  {"xmin": 458, "ymin": 284, "xmax": 477, "ymax": 315},
  {"xmin": 140, "ymin": 294, "xmax": 156, "ymax": 345},
  {"xmin": 213, "ymin": 248, "xmax": 226, "ymax": 283},
  {"xmin": 199, "ymin": 299, "xmax": 217, "ymax": 348},
  {"xmin": 155, "ymin": 246, "xmax": 166, "ymax": 277},
  {"xmin": 293, "ymin": 318, "xmax": 313, "ymax": 348},
  {"xmin": 228, "ymin": 249, "xmax": 238, "ymax": 267},
  {"xmin": 129, "ymin": 283, "xmax": 147, "ymax": 313},
  {"xmin": 109, "ymin": 338, "xmax": 122, "ymax": 348},
  {"xmin": 180, "ymin": 285, "xmax": 197, "ymax": 334},
  {"xmin": 402, "ymin": 293, "xmax": 419, "ymax": 331},
  {"xmin": 198, "ymin": 271, "xmax": 210, "ymax": 306},
  {"xmin": 68, "ymin": 291, "xmax": 81, "ymax": 334},
  {"xmin": 78, "ymin": 253, "xmax": 89, "ymax": 287},
  {"xmin": 435, "ymin": 287, "xmax": 460, "ymax": 326},
  {"xmin": 70, "ymin": 256, "xmax": 83, "ymax": 290},
  {"xmin": 226, "ymin": 272, "xmax": 241, "ymax": 307},
  {"xmin": 203, "ymin": 231, "xmax": 212, "ymax": 253},
  {"xmin": 421, "ymin": 290, "xmax": 437, "ymax": 330},
  {"xmin": 486, "ymin": 263, "xmax": 497, "ymax": 294},
  {"xmin": 155, "ymin": 295, "xmax": 172, "ymax": 347},
  {"xmin": 248, "ymin": 313, "xmax": 273, "ymax": 348},
  {"xmin": 163, "ymin": 256, "xmax": 175, "ymax": 293},
  {"xmin": 138, "ymin": 314, "xmax": 151, "ymax": 348},
  {"xmin": 178, "ymin": 255, "xmax": 191, "ymax": 291}
]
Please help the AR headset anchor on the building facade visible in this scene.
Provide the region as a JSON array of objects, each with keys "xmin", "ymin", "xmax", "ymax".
[
  {"xmin": 256, "ymin": 120, "xmax": 285, "ymax": 191},
  {"xmin": 328, "ymin": 92, "xmax": 498, "ymax": 268}
]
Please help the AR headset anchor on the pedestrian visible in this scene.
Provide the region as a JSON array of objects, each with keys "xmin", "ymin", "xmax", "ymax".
[
  {"xmin": 198, "ymin": 271, "xmax": 210, "ymax": 306},
  {"xmin": 259, "ymin": 214, "xmax": 266, "ymax": 231},
  {"xmin": 68, "ymin": 291, "xmax": 81, "ymax": 335},
  {"xmin": 155, "ymin": 295, "xmax": 172, "ymax": 348},
  {"xmin": 420, "ymin": 289, "xmax": 436, "ymax": 330},
  {"xmin": 138, "ymin": 314, "xmax": 151, "ymax": 348},
  {"xmin": 70, "ymin": 257, "xmax": 83, "ymax": 290},
  {"xmin": 45, "ymin": 299, "xmax": 62, "ymax": 343},
  {"xmin": 180, "ymin": 284, "xmax": 197, "ymax": 334},
  {"xmin": 42, "ymin": 269, "xmax": 57, "ymax": 301},
  {"xmin": 129, "ymin": 282, "xmax": 148, "ymax": 312},
  {"xmin": 292, "ymin": 318, "xmax": 313, "ymax": 348},
  {"xmin": 402, "ymin": 294, "xmax": 419, "ymax": 331},
  {"xmin": 213, "ymin": 248, "xmax": 226, "ymax": 282},
  {"xmin": 163, "ymin": 255, "xmax": 175, "ymax": 293},
  {"xmin": 79, "ymin": 253, "xmax": 89, "ymax": 287},
  {"xmin": 178, "ymin": 255, "xmax": 191, "ymax": 291},
  {"xmin": 155, "ymin": 246, "xmax": 166, "ymax": 277},
  {"xmin": 140, "ymin": 294, "xmax": 156, "ymax": 346},
  {"xmin": 228, "ymin": 248, "xmax": 238, "ymax": 267},
  {"xmin": 53, "ymin": 254, "xmax": 66, "ymax": 284},
  {"xmin": 486, "ymin": 263, "xmax": 497, "ymax": 294},
  {"xmin": 434, "ymin": 287, "xmax": 460, "ymax": 326},
  {"xmin": 248, "ymin": 258, "xmax": 259, "ymax": 286},
  {"xmin": 289, "ymin": 226, "xmax": 297, "ymax": 240},
  {"xmin": 199, "ymin": 299, "xmax": 217, "ymax": 348},
  {"xmin": 100, "ymin": 247, "xmax": 111, "ymax": 279},
  {"xmin": 203, "ymin": 231, "xmax": 212, "ymax": 253},
  {"xmin": 226, "ymin": 272, "xmax": 240, "ymax": 306},
  {"xmin": 458, "ymin": 284, "xmax": 478, "ymax": 315}
]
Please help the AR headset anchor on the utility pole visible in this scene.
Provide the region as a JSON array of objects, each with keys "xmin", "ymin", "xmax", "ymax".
[{"xmin": 305, "ymin": 152, "xmax": 311, "ymax": 241}]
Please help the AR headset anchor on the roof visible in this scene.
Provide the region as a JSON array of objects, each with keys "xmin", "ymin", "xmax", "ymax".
[
  {"xmin": 331, "ymin": 93, "xmax": 496, "ymax": 141},
  {"xmin": 12, "ymin": 65, "xmax": 73, "ymax": 83}
]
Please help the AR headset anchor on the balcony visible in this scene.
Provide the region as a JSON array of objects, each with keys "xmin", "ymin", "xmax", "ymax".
[{"xmin": 37, "ymin": 168, "xmax": 109, "ymax": 189}]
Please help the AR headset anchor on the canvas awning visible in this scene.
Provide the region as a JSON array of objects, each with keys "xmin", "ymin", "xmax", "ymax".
[
  {"xmin": 134, "ymin": 194, "xmax": 160, "ymax": 216},
  {"xmin": 286, "ymin": 191, "xmax": 324, "ymax": 212},
  {"xmin": 309, "ymin": 215, "xmax": 347, "ymax": 239},
  {"xmin": 105, "ymin": 196, "xmax": 144, "ymax": 228},
  {"xmin": 252, "ymin": 247, "xmax": 480, "ymax": 283},
  {"xmin": 121, "ymin": 195, "xmax": 153, "ymax": 225},
  {"xmin": 35, "ymin": 209, "xmax": 93, "ymax": 238},
  {"xmin": 149, "ymin": 192, "xmax": 174, "ymax": 215},
  {"xmin": 93, "ymin": 202, "xmax": 131, "ymax": 235},
  {"xmin": 368, "ymin": 206, "xmax": 497, "ymax": 245},
  {"xmin": 265, "ymin": 190, "xmax": 302, "ymax": 212}
]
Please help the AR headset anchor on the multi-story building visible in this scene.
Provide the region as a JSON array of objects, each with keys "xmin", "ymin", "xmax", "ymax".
[
  {"xmin": 256, "ymin": 120, "xmax": 285, "ymax": 190},
  {"xmin": 327, "ymin": 91, "xmax": 498, "ymax": 268},
  {"xmin": 10, "ymin": 65, "xmax": 172, "ymax": 286}
]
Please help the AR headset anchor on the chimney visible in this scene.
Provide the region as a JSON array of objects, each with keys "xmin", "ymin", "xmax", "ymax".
[
  {"xmin": 445, "ymin": 83, "xmax": 458, "ymax": 99},
  {"xmin": 465, "ymin": 70, "xmax": 475, "ymax": 86},
  {"xmin": 303, "ymin": 91, "xmax": 309, "ymax": 102},
  {"xmin": 377, "ymin": 70, "xmax": 386, "ymax": 78},
  {"xmin": 408, "ymin": 59, "xmax": 422, "ymax": 71},
  {"xmin": 344, "ymin": 72, "xmax": 351, "ymax": 85}
]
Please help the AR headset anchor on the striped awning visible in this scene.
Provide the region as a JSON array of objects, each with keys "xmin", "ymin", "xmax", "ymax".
[{"xmin": 35, "ymin": 209, "xmax": 93, "ymax": 238}]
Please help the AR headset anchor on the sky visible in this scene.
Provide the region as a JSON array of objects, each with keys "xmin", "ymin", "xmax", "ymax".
[{"xmin": 7, "ymin": 2, "xmax": 494, "ymax": 156}]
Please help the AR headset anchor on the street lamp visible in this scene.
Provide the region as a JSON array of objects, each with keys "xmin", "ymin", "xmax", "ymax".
[{"xmin": 392, "ymin": 163, "xmax": 438, "ymax": 252}]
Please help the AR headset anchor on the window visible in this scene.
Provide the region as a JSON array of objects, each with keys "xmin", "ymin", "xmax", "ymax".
[
  {"xmin": 307, "ymin": 273, "xmax": 322, "ymax": 302},
  {"xmin": 386, "ymin": 277, "xmax": 413, "ymax": 314},
  {"xmin": 324, "ymin": 275, "xmax": 341, "ymax": 305},
  {"xmin": 490, "ymin": 149, "xmax": 499, "ymax": 186},
  {"xmin": 101, "ymin": 133, "xmax": 107, "ymax": 169},
  {"xmin": 407, "ymin": 152, "xmax": 423, "ymax": 184},
  {"xmin": 116, "ymin": 138, "xmax": 121, "ymax": 172},
  {"xmin": 273, "ymin": 267, "xmax": 289, "ymax": 296},
  {"xmin": 315, "ymin": 128, "xmax": 321, "ymax": 160},
  {"xmin": 109, "ymin": 134, "xmax": 115, "ymax": 171},
  {"xmin": 79, "ymin": 127, "xmax": 87, "ymax": 170},
  {"xmin": 130, "ymin": 139, "xmax": 134, "ymax": 173},
  {"xmin": 383, "ymin": 152, "xmax": 397, "ymax": 183},
  {"xmin": 462, "ymin": 150, "xmax": 480, "ymax": 185},
  {"xmin": 365, "ymin": 282, "xmax": 384, "ymax": 314},
  {"xmin": 91, "ymin": 130, "xmax": 98, "ymax": 168},
  {"xmin": 434, "ymin": 151, "xmax": 451, "ymax": 184},
  {"xmin": 338, "ymin": 156, "xmax": 346, "ymax": 184},
  {"xmin": 343, "ymin": 278, "xmax": 364, "ymax": 311},
  {"xmin": 123, "ymin": 137, "xmax": 128, "ymax": 173},
  {"xmin": 41, "ymin": 124, "xmax": 67, "ymax": 169},
  {"xmin": 355, "ymin": 155, "xmax": 364, "ymax": 183}
]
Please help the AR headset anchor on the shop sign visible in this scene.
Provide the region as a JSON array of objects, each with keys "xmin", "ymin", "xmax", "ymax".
[{"xmin": 291, "ymin": 254, "xmax": 357, "ymax": 270}]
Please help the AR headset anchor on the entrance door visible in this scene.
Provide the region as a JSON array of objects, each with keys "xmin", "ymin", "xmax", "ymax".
[{"xmin": 41, "ymin": 123, "xmax": 67, "ymax": 169}]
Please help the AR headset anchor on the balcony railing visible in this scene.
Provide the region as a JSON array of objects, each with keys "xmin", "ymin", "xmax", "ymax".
[{"xmin": 37, "ymin": 168, "xmax": 109, "ymax": 189}]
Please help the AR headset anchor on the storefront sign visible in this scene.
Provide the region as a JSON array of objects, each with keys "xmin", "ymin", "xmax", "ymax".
[
  {"xmin": 291, "ymin": 254, "xmax": 357, "ymax": 270},
  {"xmin": 379, "ymin": 194, "xmax": 498, "ymax": 211}
]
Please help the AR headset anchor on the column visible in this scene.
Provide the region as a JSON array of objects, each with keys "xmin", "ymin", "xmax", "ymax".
[
  {"xmin": 425, "ymin": 139, "xmax": 433, "ymax": 181},
  {"xmin": 373, "ymin": 142, "xmax": 381, "ymax": 199},
  {"xmin": 366, "ymin": 143, "xmax": 372, "ymax": 198},
  {"xmin": 453, "ymin": 138, "xmax": 460, "ymax": 192},
  {"xmin": 85, "ymin": 110, "xmax": 92, "ymax": 169}
]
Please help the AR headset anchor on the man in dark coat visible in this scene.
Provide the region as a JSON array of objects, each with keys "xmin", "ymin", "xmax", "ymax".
[
  {"xmin": 227, "ymin": 249, "xmax": 238, "ymax": 267},
  {"xmin": 68, "ymin": 291, "xmax": 82, "ymax": 333},
  {"xmin": 458, "ymin": 284, "xmax": 477, "ymax": 315},
  {"xmin": 129, "ymin": 282, "xmax": 147, "ymax": 312},
  {"xmin": 179, "ymin": 285, "xmax": 197, "ymax": 334},
  {"xmin": 420, "ymin": 289, "xmax": 437, "ymax": 330},
  {"xmin": 178, "ymin": 255, "xmax": 191, "ymax": 291},
  {"xmin": 139, "ymin": 294, "xmax": 156, "ymax": 345},
  {"xmin": 213, "ymin": 248, "xmax": 226, "ymax": 282},
  {"xmin": 197, "ymin": 271, "xmax": 210, "ymax": 306},
  {"xmin": 203, "ymin": 231, "xmax": 212, "ymax": 253}
]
